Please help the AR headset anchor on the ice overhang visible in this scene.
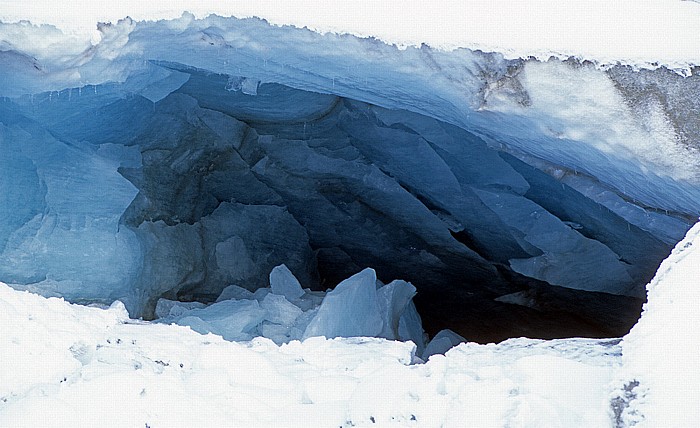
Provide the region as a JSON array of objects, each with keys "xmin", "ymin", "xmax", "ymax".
[{"xmin": 0, "ymin": 14, "xmax": 698, "ymax": 341}]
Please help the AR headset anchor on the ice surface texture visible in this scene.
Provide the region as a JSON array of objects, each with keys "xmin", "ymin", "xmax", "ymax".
[{"xmin": 0, "ymin": 15, "xmax": 696, "ymax": 329}]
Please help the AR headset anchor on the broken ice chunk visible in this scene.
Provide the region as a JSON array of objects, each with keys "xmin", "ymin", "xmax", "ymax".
[
  {"xmin": 398, "ymin": 300, "xmax": 426, "ymax": 355},
  {"xmin": 269, "ymin": 264, "xmax": 305, "ymax": 300},
  {"xmin": 253, "ymin": 287, "xmax": 271, "ymax": 301},
  {"xmin": 155, "ymin": 298, "xmax": 206, "ymax": 318},
  {"xmin": 216, "ymin": 284, "xmax": 254, "ymax": 302},
  {"xmin": 240, "ymin": 77, "xmax": 260, "ymax": 95},
  {"xmin": 260, "ymin": 293, "xmax": 303, "ymax": 325},
  {"xmin": 260, "ymin": 322, "xmax": 292, "ymax": 345},
  {"xmin": 302, "ymin": 268, "xmax": 383, "ymax": 340},
  {"xmin": 376, "ymin": 279, "xmax": 417, "ymax": 340},
  {"xmin": 422, "ymin": 329, "xmax": 466, "ymax": 360},
  {"xmin": 175, "ymin": 299, "xmax": 266, "ymax": 342}
]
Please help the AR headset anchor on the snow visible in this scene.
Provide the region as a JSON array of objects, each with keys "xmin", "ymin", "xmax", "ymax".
[
  {"xmin": 0, "ymin": 278, "xmax": 624, "ymax": 427},
  {"xmin": 617, "ymin": 222, "xmax": 700, "ymax": 427},
  {"xmin": 1, "ymin": 225, "xmax": 698, "ymax": 426},
  {"xmin": 0, "ymin": 3, "xmax": 699, "ymax": 425},
  {"xmin": 1, "ymin": 1, "xmax": 699, "ymax": 71}
]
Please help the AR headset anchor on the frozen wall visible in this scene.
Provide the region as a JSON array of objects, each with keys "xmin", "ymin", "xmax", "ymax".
[{"xmin": 0, "ymin": 15, "xmax": 697, "ymax": 339}]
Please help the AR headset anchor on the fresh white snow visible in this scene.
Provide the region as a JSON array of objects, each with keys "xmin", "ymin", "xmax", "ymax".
[
  {"xmin": 1, "ymin": 1, "xmax": 699, "ymax": 71},
  {"xmin": 1, "ymin": 223, "xmax": 698, "ymax": 426},
  {"xmin": 0, "ymin": 279, "xmax": 617, "ymax": 428},
  {"xmin": 617, "ymin": 222, "xmax": 700, "ymax": 427}
]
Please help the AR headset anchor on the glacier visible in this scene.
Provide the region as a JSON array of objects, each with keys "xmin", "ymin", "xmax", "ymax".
[
  {"xmin": 0, "ymin": 2, "xmax": 699, "ymax": 426},
  {"xmin": 0, "ymin": 12, "xmax": 697, "ymax": 342}
]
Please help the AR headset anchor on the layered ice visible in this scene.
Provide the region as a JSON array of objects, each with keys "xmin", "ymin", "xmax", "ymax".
[
  {"xmin": 0, "ymin": 8, "xmax": 698, "ymax": 343},
  {"xmin": 0, "ymin": 4, "xmax": 699, "ymax": 425}
]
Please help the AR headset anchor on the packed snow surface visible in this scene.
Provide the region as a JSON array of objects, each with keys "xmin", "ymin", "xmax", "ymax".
[
  {"xmin": 0, "ymin": 279, "xmax": 619, "ymax": 428},
  {"xmin": 1, "ymin": 224, "xmax": 699, "ymax": 427}
]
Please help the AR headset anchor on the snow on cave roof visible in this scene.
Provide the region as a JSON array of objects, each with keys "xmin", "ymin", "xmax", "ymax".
[{"xmin": 1, "ymin": 0, "xmax": 699, "ymax": 71}]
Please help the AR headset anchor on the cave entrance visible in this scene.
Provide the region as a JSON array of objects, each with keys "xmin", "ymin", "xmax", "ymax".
[
  {"xmin": 123, "ymin": 70, "xmax": 663, "ymax": 343},
  {"xmin": 1, "ymin": 68, "xmax": 680, "ymax": 344}
]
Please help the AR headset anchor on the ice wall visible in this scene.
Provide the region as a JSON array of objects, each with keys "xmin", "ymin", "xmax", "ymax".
[{"xmin": 0, "ymin": 15, "xmax": 697, "ymax": 337}]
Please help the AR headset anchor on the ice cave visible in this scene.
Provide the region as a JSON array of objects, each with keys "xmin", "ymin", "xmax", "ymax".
[
  {"xmin": 1, "ymin": 12, "xmax": 699, "ymax": 346},
  {"xmin": 2, "ymin": 2, "xmax": 700, "ymax": 427}
]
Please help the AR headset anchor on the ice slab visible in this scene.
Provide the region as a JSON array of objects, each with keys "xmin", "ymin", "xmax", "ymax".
[
  {"xmin": 303, "ymin": 268, "xmax": 383, "ymax": 340},
  {"xmin": 269, "ymin": 264, "xmax": 305, "ymax": 300},
  {"xmin": 423, "ymin": 329, "xmax": 466, "ymax": 360}
]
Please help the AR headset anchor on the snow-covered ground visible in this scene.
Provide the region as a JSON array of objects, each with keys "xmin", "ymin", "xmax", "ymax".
[
  {"xmin": 0, "ymin": 279, "xmax": 618, "ymax": 428},
  {"xmin": 617, "ymin": 222, "xmax": 700, "ymax": 427},
  {"xmin": 0, "ymin": 223, "xmax": 698, "ymax": 427}
]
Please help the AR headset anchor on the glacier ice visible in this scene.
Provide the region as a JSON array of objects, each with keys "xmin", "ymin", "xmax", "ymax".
[
  {"xmin": 423, "ymin": 329, "xmax": 467, "ymax": 360},
  {"xmin": 175, "ymin": 299, "xmax": 267, "ymax": 342},
  {"xmin": 156, "ymin": 265, "xmax": 426, "ymax": 349},
  {"xmin": 0, "ymin": 13, "xmax": 697, "ymax": 342},
  {"xmin": 260, "ymin": 293, "xmax": 303, "ymax": 326},
  {"xmin": 303, "ymin": 268, "xmax": 383, "ymax": 340},
  {"xmin": 0, "ymin": 5, "xmax": 698, "ymax": 426},
  {"xmin": 269, "ymin": 264, "xmax": 305, "ymax": 301}
]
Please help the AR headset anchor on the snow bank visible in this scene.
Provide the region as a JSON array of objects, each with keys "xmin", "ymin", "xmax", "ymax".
[{"xmin": 617, "ymin": 221, "xmax": 700, "ymax": 427}]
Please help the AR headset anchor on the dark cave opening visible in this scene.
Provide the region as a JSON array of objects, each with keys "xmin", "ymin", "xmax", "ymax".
[{"xmin": 0, "ymin": 66, "xmax": 675, "ymax": 344}]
